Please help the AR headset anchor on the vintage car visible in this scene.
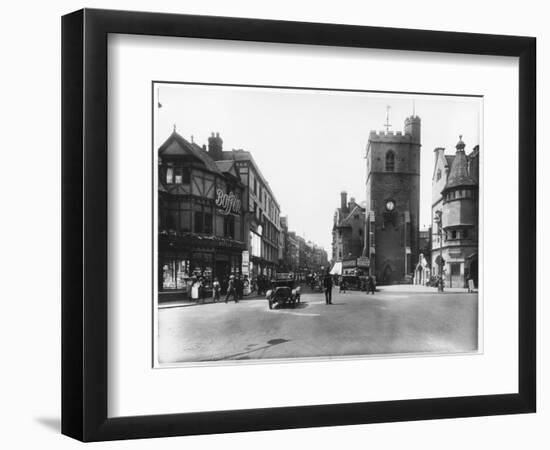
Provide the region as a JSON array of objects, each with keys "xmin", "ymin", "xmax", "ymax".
[{"xmin": 266, "ymin": 273, "xmax": 301, "ymax": 309}]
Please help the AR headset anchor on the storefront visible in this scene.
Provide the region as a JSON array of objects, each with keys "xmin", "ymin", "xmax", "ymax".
[{"xmin": 159, "ymin": 235, "xmax": 244, "ymax": 300}]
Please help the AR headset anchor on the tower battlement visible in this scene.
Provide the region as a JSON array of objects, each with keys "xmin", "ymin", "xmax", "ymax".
[{"xmin": 368, "ymin": 129, "xmax": 411, "ymax": 143}]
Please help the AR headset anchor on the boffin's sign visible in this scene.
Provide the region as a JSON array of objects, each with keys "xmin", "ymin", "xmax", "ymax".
[{"xmin": 215, "ymin": 189, "xmax": 241, "ymax": 215}]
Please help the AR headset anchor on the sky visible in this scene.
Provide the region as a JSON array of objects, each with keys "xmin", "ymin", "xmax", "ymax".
[{"xmin": 155, "ymin": 83, "xmax": 481, "ymax": 253}]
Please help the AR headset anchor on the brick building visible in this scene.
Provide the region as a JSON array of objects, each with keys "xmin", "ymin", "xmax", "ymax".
[
  {"xmin": 364, "ymin": 115, "xmax": 421, "ymax": 284},
  {"xmin": 331, "ymin": 191, "xmax": 366, "ymax": 263}
]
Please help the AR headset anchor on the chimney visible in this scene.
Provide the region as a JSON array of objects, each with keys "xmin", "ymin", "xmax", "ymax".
[
  {"xmin": 434, "ymin": 147, "xmax": 445, "ymax": 164},
  {"xmin": 208, "ymin": 132, "xmax": 223, "ymax": 160},
  {"xmin": 349, "ymin": 197, "xmax": 356, "ymax": 208},
  {"xmin": 340, "ymin": 191, "xmax": 348, "ymax": 212}
]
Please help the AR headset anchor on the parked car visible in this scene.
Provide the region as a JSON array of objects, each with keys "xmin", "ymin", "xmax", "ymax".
[{"xmin": 266, "ymin": 273, "xmax": 301, "ymax": 309}]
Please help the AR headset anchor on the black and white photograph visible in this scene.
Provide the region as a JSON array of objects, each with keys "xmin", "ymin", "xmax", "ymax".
[{"xmin": 154, "ymin": 83, "xmax": 482, "ymax": 365}]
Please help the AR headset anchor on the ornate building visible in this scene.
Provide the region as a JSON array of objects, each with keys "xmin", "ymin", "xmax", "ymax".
[
  {"xmin": 364, "ymin": 115, "xmax": 421, "ymax": 284},
  {"xmin": 431, "ymin": 136, "xmax": 479, "ymax": 288},
  {"xmin": 157, "ymin": 131, "xmax": 245, "ymax": 299}
]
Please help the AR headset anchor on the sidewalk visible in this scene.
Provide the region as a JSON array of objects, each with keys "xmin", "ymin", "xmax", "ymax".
[
  {"xmin": 158, "ymin": 292, "xmax": 266, "ymax": 309},
  {"xmin": 377, "ymin": 284, "xmax": 477, "ymax": 294}
]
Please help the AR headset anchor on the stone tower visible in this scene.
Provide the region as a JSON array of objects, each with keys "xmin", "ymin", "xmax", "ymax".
[{"xmin": 364, "ymin": 115, "xmax": 421, "ymax": 284}]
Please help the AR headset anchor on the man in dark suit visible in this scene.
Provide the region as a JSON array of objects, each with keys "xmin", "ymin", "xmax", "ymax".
[{"xmin": 323, "ymin": 272, "xmax": 333, "ymax": 305}]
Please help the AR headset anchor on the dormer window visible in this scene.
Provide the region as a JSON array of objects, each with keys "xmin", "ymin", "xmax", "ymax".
[{"xmin": 385, "ymin": 151, "xmax": 395, "ymax": 172}]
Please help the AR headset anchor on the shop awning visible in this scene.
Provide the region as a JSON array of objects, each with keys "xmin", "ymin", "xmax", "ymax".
[{"xmin": 330, "ymin": 262, "xmax": 342, "ymax": 275}]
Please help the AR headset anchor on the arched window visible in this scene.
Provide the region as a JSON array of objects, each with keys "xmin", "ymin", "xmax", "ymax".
[{"xmin": 385, "ymin": 151, "xmax": 395, "ymax": 172}]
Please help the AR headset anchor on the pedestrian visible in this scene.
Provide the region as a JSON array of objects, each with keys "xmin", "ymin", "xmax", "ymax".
[
  {"xmin": 339, "ymin": 277, "xmax": 346, "ymax": 294},
  {"xmin": 367, "ymin": 275, "xmax": 376, "ymax": 294},
  {"xmin": 199, "ymin": 277, "xmax": 207, "ymax": 303},
  {"xmin": 323, "ymin": 272, "xmax": 333, "ymax": 305},
  {"xmin": 243, "ymin": 275, "xmax": 250, "ymax": 296},
  {"xmin": 190, "ymin": 277, "xmax": 200, "ymax": 302},
  {"xmin": 235, "ymin": 275, "xmax": 243, "ymax": 301},
  {"xmin": 225, "ymin": 275, "xmax": 237, "ymax": 303},
  {"xmin": 212, "ymin": 277, "xmax": 221, "ymax": 302}
]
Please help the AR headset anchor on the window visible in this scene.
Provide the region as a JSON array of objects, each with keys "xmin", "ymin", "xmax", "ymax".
[
  {"xmin": 463, "ymin": 229, "xmax": 469, "ymax": 239},
  {"xmin": 194, "ymin": 211, "xmax": 213, "ymax": 234},
  {"xmin": 451, "ymin": 230, "xmax": 457, "ymax": 239},
  {"xmin": 223, "ymin": 215, "xmax": 235, "ymax": 239},
  {"xmin": 437, "ymin": 169, "xmax": 442, "ymax": 181},
  {"xmin": 385, "ymin": 151, "xmax": 395, "ymax": 172},
  {"xmin": 166, "ymin": 167, "xmax": 174, "ymax": 184}
]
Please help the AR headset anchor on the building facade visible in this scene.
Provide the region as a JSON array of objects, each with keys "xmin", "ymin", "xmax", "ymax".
[
  {"xmin": 157, "ymin": 131, "xmax": 246, "ymax": 298},
  {"xmin": 364, "ymin": 116, "xmax": 421, "ymax": 284},
  {"xmin": 207, "ymin": 133, "xmax": 282, "ymax": 279},
  {"xmin": 332, "ymin": 191, "xmax": 366, "ymax": 263},
  {"xmin": 431, "ymin": 137, "xmax": 479, "ymax": 288}
]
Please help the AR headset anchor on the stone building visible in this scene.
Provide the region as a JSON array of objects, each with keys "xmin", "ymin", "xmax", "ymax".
[
  {"xmin": 331, "ymin": 191, "xmax": 366, "ymax": 263},
  {"xmin": 431, "ymin": 136, "xmax": 479, "ymax": 288},
  {"xmin": 364, "ymin": 115, "xmax": 421, "ymax": 284},
  {"xmin": 207, "ymin": 133, "xmax": 282, "ymax": 280},
  {"xmin": 157, "ymin": 131, "xmax": 246, "ymax": 299}
]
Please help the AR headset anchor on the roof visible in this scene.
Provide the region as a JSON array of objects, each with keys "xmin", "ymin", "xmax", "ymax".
[
  {"xmin": 214, "ymin": 160, "xmax": 238, "ymax": 177},
  {"xmin": 221, "ymin": 149, "xmax": 280, "ymax": 208},
  {"xmin": 158, "ymin": 132, "xmax": 223, "ymax": 175},
  {"xmin": 337, "ymin": 204, "xmax": 365, "ymax": 228},
  {"xmin": 445, "ymin": 155, "xmax": 455, "ymax": 167},
  {"xmin": 444, "ymin": 149, "xmax": 477, "ymax": 191}
]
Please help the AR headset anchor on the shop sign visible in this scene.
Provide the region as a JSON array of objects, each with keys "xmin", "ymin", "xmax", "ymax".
[
  {"xmin": 357, "ymin": 257, "xmax": 370, "ymax": 268},
  {"xmin": 215, "ymin": 189, "xmax": 241, "ymax": 215},
  {"xmin": 342, "ymin": 259, "xmax": 357, "ymax": 268}
]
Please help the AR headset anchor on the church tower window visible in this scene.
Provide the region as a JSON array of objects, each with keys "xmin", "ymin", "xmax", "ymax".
[{"xmin": 385, "ymin": 151, "xmax": 395, "ymax": 172}]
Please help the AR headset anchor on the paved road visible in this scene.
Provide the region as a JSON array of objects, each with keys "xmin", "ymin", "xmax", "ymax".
[{"xmin": 157, "ymin": 288, "xmax": 478, "ymax": 364}]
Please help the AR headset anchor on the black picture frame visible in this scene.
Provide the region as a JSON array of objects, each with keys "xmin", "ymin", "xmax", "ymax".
[{"xmin": 61, "ymin": 8, "xmax": 536, "ymax": 442}]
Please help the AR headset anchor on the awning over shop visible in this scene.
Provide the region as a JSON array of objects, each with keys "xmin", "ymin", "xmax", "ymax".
[{"xmin": 330, "ymin": 261, "xmax": 342, "ymax": 275}]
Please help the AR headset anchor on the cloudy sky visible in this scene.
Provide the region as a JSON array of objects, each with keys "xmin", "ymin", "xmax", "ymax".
[{"xmin": 155, "ymin": 83, "xmax": 482, "ymax": 253}]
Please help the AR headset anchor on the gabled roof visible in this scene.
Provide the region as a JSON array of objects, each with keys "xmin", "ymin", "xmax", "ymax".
[
  {"xmin": 337, "ymin": 205, "xmax": 365, "ymax": 228},
  {"xmin": 158, "ymin": 132, "xmax": 222, "ymax": 175},
  {"xmin": 215, "ymin": 160, "xmax": 240, "ymax": 179}
]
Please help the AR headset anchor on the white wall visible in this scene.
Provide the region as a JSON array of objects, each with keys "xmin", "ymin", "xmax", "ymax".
[{"xmin": 0, "ymin": 0, "xmax": 546, "ymax": 448}]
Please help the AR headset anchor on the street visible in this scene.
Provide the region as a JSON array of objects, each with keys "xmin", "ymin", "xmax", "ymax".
[{"xmin": 157, "ymin": 287, "xmax": 479, "ymax": 364}]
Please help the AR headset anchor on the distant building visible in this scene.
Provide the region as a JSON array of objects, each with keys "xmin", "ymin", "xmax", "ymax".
[
  {"xmin": 431, "ymin": 136, "xmax": 479, "ymax": 288},
  {"xmin": 364, "ymin": 116, "xmax": 421, "ymax": 284},
  {"xmin": 331, "ymin": 191, "xmax": 366, "ymax": 263}
]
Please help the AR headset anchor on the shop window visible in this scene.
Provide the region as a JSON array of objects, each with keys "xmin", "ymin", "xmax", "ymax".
[{"xmin": 385, "ymin": 151, "xmax": 395, "ymax": 172}]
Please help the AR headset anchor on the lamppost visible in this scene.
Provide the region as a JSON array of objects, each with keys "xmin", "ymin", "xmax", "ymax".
[{"xmin": 434, "ymin": 210, "xmax": 445, "ymax": 292}]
